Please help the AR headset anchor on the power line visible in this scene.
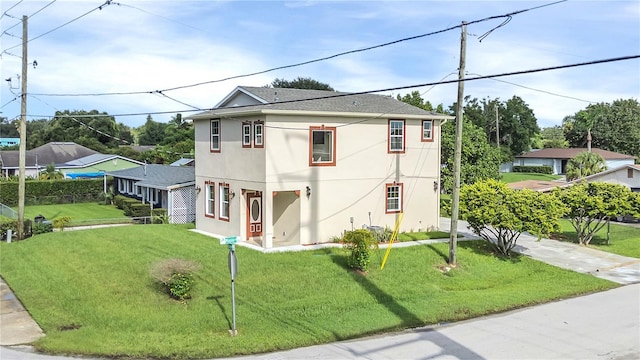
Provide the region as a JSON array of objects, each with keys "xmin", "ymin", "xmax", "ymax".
[
  {"xmin": 1, "ymin": 0, "xmax": 113, "ymax": 53},
  {"xmin": 466, "ymin": 71, "xmax": 594, "ymax": 104},
  {"xmin": 20, "ymin": 54, "xmax": 640, "ymax": 120},
  {"xmin": 1, "ymin": 0, "xmax": 57, "ymax": 35},
  {"xmin": 113, "ymin": 1, "xmax": 207, "ymax": 33},
  {"xmin": 28, "ymin": 0, "xmax": 568, "ymax": 98},
  {"xmin": 0, "ymin": 0, "xmax": 24, "ymax": 20}
]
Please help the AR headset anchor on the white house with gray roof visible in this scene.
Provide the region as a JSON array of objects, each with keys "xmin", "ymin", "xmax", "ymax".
[
  {"xmin": 189, "ymin": 86, "xmax": 453, "ymax": 248},
  {"xmin": 106, "ymin": 164, "xmax": 195, "ymax": 224}
]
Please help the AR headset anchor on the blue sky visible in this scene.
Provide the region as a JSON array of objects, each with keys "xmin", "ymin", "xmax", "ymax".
[{"xmin": 1, "ymin": 0, "xmax": 638, "ymax": 129}]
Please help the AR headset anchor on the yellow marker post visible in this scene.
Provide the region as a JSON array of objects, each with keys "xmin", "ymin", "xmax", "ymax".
[{"xmin": 380, "ymin": 212, "xmax": 404, "ymax": 270}]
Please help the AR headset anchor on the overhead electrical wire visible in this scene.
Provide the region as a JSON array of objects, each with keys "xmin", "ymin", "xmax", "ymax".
[
  {"xmin": 28, "ymin": 0, "xmax": 569, "ymax": 98},
  {"xmin": 1, "ymin": 0, "xmax": 114, "ymax": 53},
  {"xmin": 465, "ymin": 71, "xmax": 594, "ymax": 104},
  {"xmin": 20, "ymin": 54, "xmax": 640, "ymax": 120},
  {"xmin": 1, "ymin": 0, "xmax": 57, "ymax": 38},
  {"xmin": 0, "ymin": 0, "xmax": 24, "ymax": 20}
]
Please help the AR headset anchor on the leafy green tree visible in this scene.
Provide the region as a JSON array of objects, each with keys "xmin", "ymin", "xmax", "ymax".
[
  {"xmin": 565, "ymin": 151, "xmax": 607, "ymax": 181},
  {"xmin": 269, "ymin": 77, "xmax": 335, "ymax": 91},
  {"xmin": 539, "ymin": 125, "xmax": 568, "ymax": 148},
  {"xmin": 440, "ymin": 119, "xmax": 503, "ymax": 194},
  {"xmin": 462, "ymin": 95, "xmax": 539, "ymax": 156},
  {"xmin": 0, "ymin": 116, "xmax": 19, "ymax": 138},
  {"xmin": 138, "ymin": 115, "xmax": 168, "ymax": 146},
  {"xmin": 461, "ymin": 180, "xmax": 567, "ymax": 255},
  {"xmin": 563, "ymin": 99, "xmax": 640, "ymax": 159},
  {"xmin": 553, "ymin": 182, "xmax": 639, "ymax": 245}
]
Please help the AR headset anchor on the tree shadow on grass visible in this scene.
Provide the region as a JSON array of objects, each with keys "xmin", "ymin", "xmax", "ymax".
[
  {"xmin": 329, "ymin": 254, "xmax": 422, "ymax": 328},
  {"xmin": 458, "ymin": 240, "xmax": 523, "ymax": 263}
]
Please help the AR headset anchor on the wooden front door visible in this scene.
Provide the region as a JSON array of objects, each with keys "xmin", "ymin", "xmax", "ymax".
[{"xmin": 246, "ymin": 193, "xmax": 262, "ymax": 239}]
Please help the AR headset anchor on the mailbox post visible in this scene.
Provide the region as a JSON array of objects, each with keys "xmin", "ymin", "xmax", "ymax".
[{"xmin": 221, "ymin": 236, "xmax": 239, "ymax": 336}]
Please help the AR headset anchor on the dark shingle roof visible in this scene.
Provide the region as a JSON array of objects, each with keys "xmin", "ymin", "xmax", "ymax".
[
  {"xmin": 106, "ymin": 164, "xmax": 194, "ymax": 189},
  {"xmin": 516, "ymin": 148, "xmax": 635, "ymax": 160},
  {"xmin": 191, "ymin": 86, "xmax": 451, "ymax": 118},
  {"xmin": 0, "ymin": 142, "xmax": 100, "ymax": 168}
]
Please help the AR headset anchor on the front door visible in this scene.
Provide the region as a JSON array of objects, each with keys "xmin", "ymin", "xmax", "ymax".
[{"xmin": 246, "ymin": 193, "xmax": 262, "ymax": 239}]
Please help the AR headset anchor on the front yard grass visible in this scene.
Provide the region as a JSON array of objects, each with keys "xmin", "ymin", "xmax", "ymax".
[
  {"xmin": 21, "ymin": 203, "xmax": 129, "ymax": 226},
  {"xmin": 551, "ymin": 219, "xmax": 640, "ymax": 258},
  {"xmin": 500, "ymin": 172, "xmax": 563, "ymax": 183},
  {"xmin": 0, "ymin": 225, "xmax": 616, "ymax": 359}
]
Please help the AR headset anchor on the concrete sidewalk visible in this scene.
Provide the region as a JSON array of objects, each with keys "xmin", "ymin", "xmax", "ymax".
[
  {"xmin": 0, "ymin": 279, "xmax": 44, "ymax": 346},
  {"xmin": 440, "ymin": 217, "xmax": 640, "ymax": 285}
]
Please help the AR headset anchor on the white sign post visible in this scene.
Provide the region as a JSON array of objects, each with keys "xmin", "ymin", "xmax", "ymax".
[{"xmin": 221, "ymin": 236, "xmax": 239, "ymax": 336}]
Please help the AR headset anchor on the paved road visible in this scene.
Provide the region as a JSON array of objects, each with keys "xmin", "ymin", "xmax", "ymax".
[{"xmin": 2, "ymin": 284, "xmax": 638, "ymax": 360}]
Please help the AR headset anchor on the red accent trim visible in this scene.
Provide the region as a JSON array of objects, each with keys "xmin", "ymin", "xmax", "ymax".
[
  {"xmin": 204, "ymin": 181, "xmax": 215, "ymax": 219},
  {"xmin": 388, "ymin": 119, "xmax": 406, "ymax": 154},
  {"xmin": 219, "ymin": 182, "xmax": 230, "ymax": 222},
  {"xmin": 294, "ymin": 190, "xmax": 300, "ymax": 197},
  {"xmin": 421, "ymin": 120, "xmax": 434, "ymax": 142},
  {"xmin": 242, "ymin": 122, "xmax": 252, "ymax": 148},
  {"xmin": 254, "ymin": 121, "xmax": 265, "ymax": 148},
  {"xmin": 245, "ymin": 193, "xmax": 263, "ymax": 239},
  {"xmin": 309, "ymin": 126, "xmax": 337, "ymax": 167},
  {"xmin": 210, "ymin": 119, "xmax": 221, "ymax": 153},
  {"xmin": 385, "ymin": 182, "xmax": 404, "ymax": 214},
  {"xmin": 272, "ymin": 191, "xmax": 278, "ymax": 197}
]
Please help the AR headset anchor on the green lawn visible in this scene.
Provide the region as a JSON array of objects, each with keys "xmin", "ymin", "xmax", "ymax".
[
  {"xmin": 0, "ymin": 225, "xmax": 616, "ymax": 359},
  {"xmin": 500, "ymin": 172, "xmax": 563, "ymax": 183},
  {"xmin": 20, "ymin": 203, "xmax": 129, "ymax": 226},
  {"xmin": 397, "ymin": 231, "xmax": 451, "ymax": 241},
  {"xmin": 551, "ymin": 219, "xmax": 640, "ymax": 258}
]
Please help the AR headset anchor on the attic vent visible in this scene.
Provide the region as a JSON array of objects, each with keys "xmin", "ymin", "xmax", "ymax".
[
  {"xmin": 274, "ymin": 91, "xmax": 279, "ymax": 102},
  {"xmin": 352, "ymin": 100, "xmax": 358, "ymax": 106}
]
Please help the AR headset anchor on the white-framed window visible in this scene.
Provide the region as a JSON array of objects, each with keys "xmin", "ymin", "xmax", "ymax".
[
  {"xmin": 219, "ymin": 183, "xmax": 230, "ymax": 221},
  {"xmin": 210, "ymin": 119, "xmax": 220, "ymax": 152},
  {"xmin": 242, "ymin": 122, "xmax": 251, "ymax": 148},
  {"xmin": 385, "ymin": 182, "xmax": 403, "ymax": 214},
  {"xmin": 205, "ymin": 182, "xmax": 215, "ymax": 218},
  {"xmin": 309, "ymin": 126, "xmax": 336, "ymax": 166},
  {"xmin": 388, "ymin": 120, "xmax": 405, "ymax": 153},
  {"xmin": 254, "ymin": 121, "xmax": 264, "ymax": 148},
  {"xmin": 422, "ymin": 120, "xmax": 433, "ymax": 142}
]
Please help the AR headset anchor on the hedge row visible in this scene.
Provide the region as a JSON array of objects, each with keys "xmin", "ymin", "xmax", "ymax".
[
  {"xmin": 512, "ymin": 165, "xmax": 553, "ymax": 174},
  {"xmin": 0, "ymin": 179, "xmax": 105, "ymax": 207}
]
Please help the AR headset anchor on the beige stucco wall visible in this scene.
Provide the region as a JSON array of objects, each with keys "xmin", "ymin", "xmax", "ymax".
[
  {"xmin": 194, "ymin": 113, "xmax": 441, "ymax": 246},
  {"xmin": 586, "ymin": 167, "xmax": 640, "ymax": 189}
]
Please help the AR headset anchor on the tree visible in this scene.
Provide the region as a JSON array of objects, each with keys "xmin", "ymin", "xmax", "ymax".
[
  {"xmin": 269, "ymin": 77, "xmax": 335, "ymax": 91},
  {"xmin": 38, "ymin": 163, "xmax": 64, "ymax": 180},
  {"xmin": 565, "ymin": 151, "xmax": 606, "ymax": 181},
  {"xmin": 460, "ymin": 180, "xmax": 567, "ymax": 255},
  {"xmin": 440, "ymin": 119, "xmax": 503, "ymax": 194},
  {"xmin": 563, "ymin": 99, "xmax": 640, "ymax": 159},
  {"xmin": 138, "ymin": 115, "xmax": 168, "ymax": 146},
  {"xmin": 553, "ymin": 182, "xmax": 639, "ymax": 245},
  {"xmin": 463, "ymin": 95, "xmax": 539, "ymax": 156},
  {"xmin": 539, "ymin": 125, "xmax": 568, "ymax": 148}
]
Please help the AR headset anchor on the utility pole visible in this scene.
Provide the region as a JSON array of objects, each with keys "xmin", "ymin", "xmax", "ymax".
[
  {"xmin": 495, "ymin": 104, "xmax": 500, "ymax": 147},
  {"xmin": 17, "ymin": 15, "xmax": 28, "ymax": 240},
  {"xmin": 449, "ymin": 21, "xmax": 466, "ymax": 266}
]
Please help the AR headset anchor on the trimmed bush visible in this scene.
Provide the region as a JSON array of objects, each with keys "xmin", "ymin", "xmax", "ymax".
[
  {"xmin": 513, "ymin": 165, "xmax": 553, "ymax": 174},
  {"xmin": 0, "ymin": 179, "xmax": 104, "ymax": 207},
  {"xmin": 440, "ymin": 197, "xmax": 452, "ymax": 217},
  {"xmin": 150, "ymin": 259, "xmax": 200, "ymax": 301},
  {"xmin": 342, "ymin": 229, "xmax": 377, "ymax": 272},
  {"xmin": 33, "ymin": 222, "xmax": 53, "ymax": 235}
]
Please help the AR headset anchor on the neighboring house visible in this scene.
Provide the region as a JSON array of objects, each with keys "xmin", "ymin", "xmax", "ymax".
[
  {"xmin": 188, "ymin": 86, "xmax": 454, "ymax": 248},
  {"xmin": 508, "ymin": 164, "xmax": 640, "ymax": 193},
  {"xmin": 170, "ymin": 158, "xmax": 195, "ymax": 167},
  {"xmin": 508, "ymin": 148, "xmax": 635, "ymax": 175},
  {"xmin": 59, "ymin": 154, "xmax": 144, "ymax": 179},
  {"xmin": 0, "ymin": 138, "xmax": 20, "ymax": 147},
  {"xmin": 106, "ymin": 164, "xmax": 196, "ymax": 224},
  {"xmin": 0, "ymin": 142, "xmax": 99, "ymax": 178}
]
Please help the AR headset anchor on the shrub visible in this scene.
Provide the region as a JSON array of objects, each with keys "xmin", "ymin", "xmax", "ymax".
[
  {"xmin": 440, "ymin": 197, "xmax": 452, "ymax": 217},
  {"xmin": 150, "ymin": 259, "xmax": 200, "ymax": 301},
  {"xmin": 33, "ymin": 222, "xmax": 53, "ymax": 235},
  {"xmin": 53, "ymin": 216, "xmax": 72, "ymax": 231},
  {"xmin": 152, "ymin": 209, "xmax": 168, "ymax": 224},
  {"xmin": 512, "ymin": 165, "xmax": 553, "ymax": 174},
  {"xmin": 1, "ymin": 218, "xmax": 17, "ymax": 240},
  {"xmin": 342, "ymin": 229, "xmax": 377, "ymax": 272}
]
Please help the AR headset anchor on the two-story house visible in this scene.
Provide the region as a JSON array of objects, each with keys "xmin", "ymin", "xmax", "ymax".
[{"xmin": 189, "ymin": 86, "xmax": 453, "ymax": 248}]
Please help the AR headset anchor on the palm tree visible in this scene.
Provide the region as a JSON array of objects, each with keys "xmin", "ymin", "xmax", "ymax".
[
  {"xmin": 565, "ymin": 151, "xmax": 606, "ymax": 181},
  {"xmin": 38, "ymin": 163, "xmax": 64, "ymax": 180}
]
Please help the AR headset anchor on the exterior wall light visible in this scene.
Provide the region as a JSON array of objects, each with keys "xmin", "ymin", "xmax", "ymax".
[{"xmin": 306, "ymin": 186, "xmax": 311, "ymax": 198}]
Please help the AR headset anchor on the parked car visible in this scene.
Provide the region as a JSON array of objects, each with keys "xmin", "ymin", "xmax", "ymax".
[{"xmin": 613, "ymin": 214, "xmax": 640, "ymax": 223}]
